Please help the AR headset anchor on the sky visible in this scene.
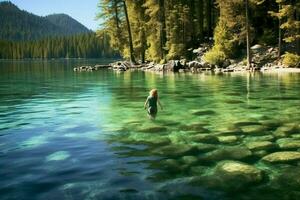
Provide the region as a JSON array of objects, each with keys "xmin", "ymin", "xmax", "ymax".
[{"xmin": 1, "ymin": 0, "xmax": 101, "ymax": 31}]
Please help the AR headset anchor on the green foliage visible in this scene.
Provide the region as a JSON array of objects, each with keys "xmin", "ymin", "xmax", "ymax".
[
  {"xmin": 257, "ymin": 29, "xmax": 277, "ymax": 45},
  {"xmin": 282, "ymin": 52, "xmax": 300, "ymax": 68},
  {"xmin": 213, "ymin": 20, "xmax": 237, "ymax": 58},
  {"xmin": 203, "ymin": 46, "xmax": 226, "ymax": 66},
  {"xmin": 0, "ymin": 33, "xmax": 118, "ymax": 59}
]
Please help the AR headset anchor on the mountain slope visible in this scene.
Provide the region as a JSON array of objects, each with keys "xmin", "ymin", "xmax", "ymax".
[
  {"xmin": 45, "ymin": 14, "xmax": 90, "ymax": 35},
  {"xmin": 0, "ymin": 1, "xmax": 91, "ymax": 41}
]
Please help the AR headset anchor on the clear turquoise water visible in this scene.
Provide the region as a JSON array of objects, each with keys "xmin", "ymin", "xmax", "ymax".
[{"xmin": 0, "ymin": 60, "xmax": 300, "ymax": 200}]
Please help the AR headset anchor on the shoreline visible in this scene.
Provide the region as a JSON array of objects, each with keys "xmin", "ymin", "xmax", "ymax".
[{"xmin": 73, "ymin": 60, "xmax": 300, "ymax": 73}]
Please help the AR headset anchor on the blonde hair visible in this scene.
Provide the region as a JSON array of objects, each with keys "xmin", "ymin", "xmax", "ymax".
[{"xmin": 149, "ymin": 89, "xmax": 158, "ymax": 98}]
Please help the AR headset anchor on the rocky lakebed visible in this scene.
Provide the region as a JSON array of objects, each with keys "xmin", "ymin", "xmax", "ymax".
[{"xmin": 101, "ymin": 107, "xmax": 300, "ymax": 199}]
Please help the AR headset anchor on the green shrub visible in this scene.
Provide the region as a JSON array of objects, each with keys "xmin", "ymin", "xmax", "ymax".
[
  {"xmin": 213, "ymin": 20, "xmax": 238, "ymax": 58},
  {"xmin": 282, "ymin": 52, "xmax": 300, "ymax": 68},
  {"xmin": 203, "ymin": 46, "xmax": 226, "ymax": 66}
]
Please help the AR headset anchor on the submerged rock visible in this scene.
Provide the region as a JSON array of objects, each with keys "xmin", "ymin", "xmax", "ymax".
[
  {"xmin": 179, "ymin": 123, "xmax": 210, "ymax": 133},
  {"xmin": 214, "ymin": 160, "xmax": 263, "ymax": 183},
  {"xmin": 191, "ymin": 134, "xmax": 219, "ymax": 144},
  {"xmin": 273, "ymin": 124, "xmax": 300, "ymax": 138},
  {"xmin": 217, "ymin": 136, "xmax": 238, "ymax": 144},
  {"xmin": 181, "ymin": 156, "xmax": 198, "ymax": 165},
  {"xmin": 276, "ymin": 138, "xmax": 300, "ymax": 150},
  {"xmin": 241, "ymin": 124, "xmax": 268, "ymax": 135},
  {"xmin": 153, "ymin": 144, "xmax": 195, "ymax": 157},
  {"xmin": 138, "ymin": 126, "xmax": 168, "ymax": 133},
  {"xmin": 190, "ymin": 109, "xmax": 216, "ymax": 116},
  {"xmin": 200, "ymin": 146, "xmax": 252, "ymax": 162},
  {"xmin": 244, "ymin": 135, "xmax": 275, "ymax": 142},
  {"xmin": 245, "ymin": 141, "xmax": 277, "ymax": 151},
  {"xmin": 261, "ymin": 151, "xmax": 300, "ymax": 163},
  {"xmin": 194, "ymin": 160, "xmax": 264, "ymax": 191}
]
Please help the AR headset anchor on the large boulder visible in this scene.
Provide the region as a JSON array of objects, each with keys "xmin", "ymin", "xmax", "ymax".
[
  {"xmin": 187, "ymin": 61, "xmax": 202, "ymax": 69},
  {"xmin": 214, "ymin": 160, "xmax": 263, "ymax": 183},
  {"xmin": 261, "ymin": 151, "xmax": 300, "ymax": 163},
  {"xmin": 164, "ymin": 60, "xmax": 184, "ymax": 72},
  {"xmin": 199, "ymin": 160, "xmax": 264, "ymax": 191}
]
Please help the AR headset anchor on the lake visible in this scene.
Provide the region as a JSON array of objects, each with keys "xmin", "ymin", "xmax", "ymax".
[{"xmin": 0, "ymin": 59, "xmax": 300, "ymax": 200}]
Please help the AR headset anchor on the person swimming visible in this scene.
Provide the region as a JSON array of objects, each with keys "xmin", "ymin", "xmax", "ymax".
[{"xmin": 144, "ymin": 89, "xmax": 163, "ymax": 119}]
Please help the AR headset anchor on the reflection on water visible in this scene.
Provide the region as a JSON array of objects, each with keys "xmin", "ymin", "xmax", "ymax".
[{"xmin": 0, "ymin": 60, "xmax": 300, "ymax": 200}]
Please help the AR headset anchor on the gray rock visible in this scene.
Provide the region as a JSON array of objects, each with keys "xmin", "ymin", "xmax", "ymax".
[
  {"xmin": 251, "ymin": 44, "xmax": 263, "ymax": 50},
  {"xmin": 261, "ymin": 151, "xmax": 300, "ymax": 163},
  {"xmin": 187, "ymin": 61, "xmax": 202, "ymax": 69}
]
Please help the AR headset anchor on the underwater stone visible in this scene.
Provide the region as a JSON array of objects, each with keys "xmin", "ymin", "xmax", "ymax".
[
  {"xmin": 195, "ymin": 143, "xmax": 217, "ymax": 152},
  {"xmin": 244, "ymin": 135, "xmax": 275, "ymax": 142},
  {"xmin": 217, "ymin": 136, "xmax": 238, "ymax": 144},
  {"xmin": 179, "ymin": 123, "xmax": 210, "ymax": 133},
  {"xmin": 153, "ymin": 144, "xmax": 194, "ymax": 157},
  {"xmin": 273, "ymin": 124, "xmax": 300, "ymax": 138},
  {"xmin": 189, "ymin": 166, "xmax": 209, "ymax": 176},
  {"xmin": 262, "ymin": 151, "xmax": 300, "ymax": 163},
  {"xmin": 292, "ymin": 134, "xmax": 300, "ymax": 139},
  {"xmin": 200, "ymin": 146, "xmax": 252, "ymax": 162},
  {"xmin": 245, "ymin": 141, "xmax": 277, "ymax": 151},
  {"xmin": 138, "ymin": 126, "xmax": 168, "ymax": 133},
  {"xmin": 190, "ymin": 109, "xmax": 216, "ymax": 116},
  {"xmin": 46, "ymin": 151, "xmax": 70, "ymax": 161},
  {"xmin": 276, "ymin": 138, "xmax": 300, "ymax": 150},
  {"xmin": 260, "ymin": 119, "xmax": 283, "ymax": 130},
  {"xmin": 240, "ymin": 124, "xmax": 268, "ymax": 135},
  {"xmin": 276, "ymin": 167, "xmax": 300, "ymax": 190},
  {"xmin": 214, "ymin": 160, "xmax": 263, "ymax": 184},
  {"xmin": 181, "ymin": 156, "xmax": 198, "ymax": 165},
  {"xmin": 234, "ymin": 121, "xmax": 262, "ymax": 127},
  {"xmin": 191, "ymin": 134, "xmax": 219, "ymax": 144},
  {"xmin": 253, "ymin": 150, "xmax": 269, "ymax": 157}
]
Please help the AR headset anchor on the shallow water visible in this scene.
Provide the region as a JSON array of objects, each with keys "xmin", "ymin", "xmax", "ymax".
[{"xmin": 0, "ymin": 60, "xmax": 300, "ymax": 200}]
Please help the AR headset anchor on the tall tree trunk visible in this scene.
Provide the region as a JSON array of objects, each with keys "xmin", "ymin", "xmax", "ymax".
[
  {"xmin": 114, "ymin": 0, "xmax": 120, "ymax": 29},
  {"xmin": 278, "ymin": 3, "xmax": 282, "ymax": 58},
  {"xmin": 199, "ymin": 0, "xmax": 204, "ymax": 41},
  {"xmin": 159, "ymin": 0, "xmax": 166, "ymax": 60},
  {"xmin": 122, "ymin": 0, "xmax": 136, "ymax": 63},
  {"xmin": 206, "ymin": 0, "xmax": 212, "ymax": 37},
  {"xmin": 245, "ymin": 0, "xmax": 251, "ymax": 69},
  {"xmin": 190, "ymin": 0, "xmax": 196, "ymax": 44}
]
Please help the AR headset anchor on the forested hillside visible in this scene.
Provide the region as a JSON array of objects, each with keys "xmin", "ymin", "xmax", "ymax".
[
  {"xmin": 97, "ymin": 0, "xmax": 300, "ymax": 67},
  {"xmin": 45, "ymin": 14, "xmax": 91, "ymax": 34},
  {"xmin": 0, "ymin": 33, "xmax": 118, "ymax": 59},
  {"xmin": 0, "ymin": 1, "xmax": 91, "ymax": 41}
]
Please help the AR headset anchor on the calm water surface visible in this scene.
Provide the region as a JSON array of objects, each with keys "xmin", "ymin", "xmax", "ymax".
[{"xmin": 0, "ymin": 60, "xmax": 300, "ymax": 200}]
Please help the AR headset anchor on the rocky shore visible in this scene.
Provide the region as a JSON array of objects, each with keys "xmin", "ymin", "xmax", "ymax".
[{"xmin": 74, "ymin": 44, "xmax": 299, "ymax": 73}]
